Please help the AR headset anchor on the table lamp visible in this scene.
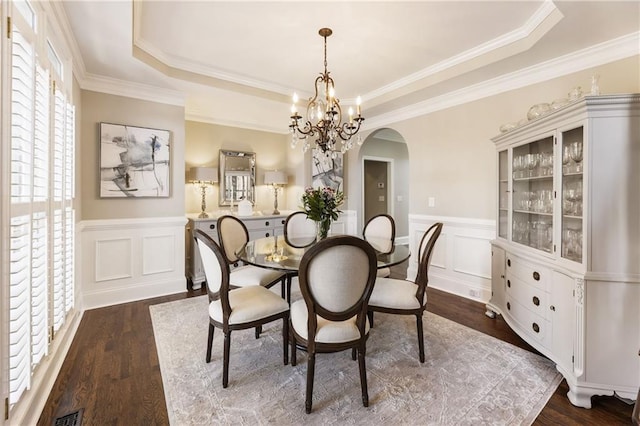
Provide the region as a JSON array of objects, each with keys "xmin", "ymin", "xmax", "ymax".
[
  {"xmin": 264, "ymin": 170, "xmax": 287, "ymax": 215},
  {"xmin": 190, "ymin": 167, "xmax": 218, "ymax": 218}
]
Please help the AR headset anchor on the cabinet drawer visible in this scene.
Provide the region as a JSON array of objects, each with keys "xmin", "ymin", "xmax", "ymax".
[
  {"xmin": 243, "ymin": 218, "xmax": 278, "ymax": 231},
  {"xmin": 194, "ymin": 221, "xmax": 218, "ymax": 240},
  {"xmin": 505, "ymin": 297, "xmax": 551, "ymax": 348},
  {"xmin": 506, "ymin": 255, "xmax": 549, "ymax": 292},
  {"xmin": 506, "ymin": 275, "xmax": 549, "ymax": 320}
]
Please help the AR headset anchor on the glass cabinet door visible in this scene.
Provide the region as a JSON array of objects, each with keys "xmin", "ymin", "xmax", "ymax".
[
  {"xmin": 560, "ymin": 126, "xmax": 584, "ymax": 263},
  {"xmin": 498, "ymin": 150, "xmax": 509, "ymax": 239},
  {"xmin": 511, "ymin": 136, "xmax": 554, "ymax": 253}
]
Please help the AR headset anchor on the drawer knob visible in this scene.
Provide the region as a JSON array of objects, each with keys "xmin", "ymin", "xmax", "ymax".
[
  {"xmin": 281, "ymin": 219, "xmax": 285, "ymax": 224},
  {"xmin": 506, "ymin": 302, "xmax": 511, "ymax": 310},
  {"xmin": 533, "ymin": 271, "xmax": 540, "ymax": 281},
  {"xmin": 265, "ymin": 221, "xmax": 270, "ymax": 226},
  {"xmin": 532, "ymin": 296, "xmax": 540, "ymax": 306},
  {"xmin": 532, "ymin": 322, "xmax": 540, "ymax": 333},
  {"xmin": 550, "ymin": 305, "xmax": 556, "ymax": 311},
  {"xmin": 209, "ymin": 224, "xmax": 215, "ymax": 230},
  {"xmin": 265, "ymin": 232, "xmax": 270, "ymax": 237},
  {"xmin": 507, "ymin": 259, "xmax": 511, "ymax": 267},
  {"xmin": 507, "ymin": 280, "xmax": 511, "ymax": 288}
]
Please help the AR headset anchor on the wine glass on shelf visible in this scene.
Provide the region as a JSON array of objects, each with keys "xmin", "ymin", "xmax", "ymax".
[{"xmin": 569, "ymin": 141, "xmax": 584, "ymax": 173}]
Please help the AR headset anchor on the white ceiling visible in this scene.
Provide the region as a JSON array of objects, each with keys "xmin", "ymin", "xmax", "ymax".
[{"xmin": 60, "ymin": 1, "xmax": 640, "ymax": 133}]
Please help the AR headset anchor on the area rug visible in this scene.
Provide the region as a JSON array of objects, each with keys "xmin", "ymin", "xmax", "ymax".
[{"xmin": 150, "ymin": 294, "xmax": 561, "ymax": 425}]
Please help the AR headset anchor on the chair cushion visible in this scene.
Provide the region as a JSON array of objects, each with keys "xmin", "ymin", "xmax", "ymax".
[
  {"xmin": 376, "ymin": 266, "xmax": 391, "ymax": 278},
  {"xmin": 230, "ymin": 265, "xmax": 286, "ymax": 288},
  {"xmin": 209, "ymin": 286, "xmax": 289, "ymax": 325},
  {"xmin": 369, "ymin": 278, "xmax": 426, "ymax": 310},
  {"xmin": 290, "ymin": 300, "xmax": 370, "ymax": 344}
]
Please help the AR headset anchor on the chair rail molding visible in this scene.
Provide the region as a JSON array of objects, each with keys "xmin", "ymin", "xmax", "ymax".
[
  {"xmin": 79, "ymin": 216, "xmax": 188, "ymax": 309},
  {"xmin": 407, "ymin": 214, "xmax": 496, "ymax": 302}
]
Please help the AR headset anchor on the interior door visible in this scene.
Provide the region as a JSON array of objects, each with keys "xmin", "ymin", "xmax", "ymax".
[{"xmin": 364, "ymin": 160, "xmax": 388, "ymax": 223}]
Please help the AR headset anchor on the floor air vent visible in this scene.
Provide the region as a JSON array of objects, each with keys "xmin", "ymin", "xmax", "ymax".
[{"xmin": 53, "ymin": 408, "xmax": 83, "ymax": 426}]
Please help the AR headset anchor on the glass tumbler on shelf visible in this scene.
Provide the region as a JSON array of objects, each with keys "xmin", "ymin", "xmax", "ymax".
[{"xmin": 562, "ymin": 145, "xmax": 571, "ymax": 174}]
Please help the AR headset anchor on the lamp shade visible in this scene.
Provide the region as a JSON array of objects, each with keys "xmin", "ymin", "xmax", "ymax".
[
  {"xmin": 190, "ymin": 167, "xmax": 218, "ymax": 183},
  {"xmin": 264, "ymin": 170, "xmax": 287, "ymax": 185}
]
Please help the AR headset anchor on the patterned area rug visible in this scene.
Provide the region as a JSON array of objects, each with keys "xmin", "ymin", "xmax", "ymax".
[{"xmin": 150, "ymin": 294, "xmax": 561, "ymax": 425}]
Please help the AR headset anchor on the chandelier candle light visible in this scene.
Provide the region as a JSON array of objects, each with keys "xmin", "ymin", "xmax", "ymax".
[
  {"xmin": 264, "ymin": 170, "xmax": 287, "ymax": 215},
  {"xmin": 289, "ymin": 28, "xmax": 365, "ymax": 158},
  {"xmin": 189, "ymin": 167, "xmax": 218, "ymax": 218}
]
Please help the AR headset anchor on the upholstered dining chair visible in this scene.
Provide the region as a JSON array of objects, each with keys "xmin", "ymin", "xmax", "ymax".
[
  {"xmin": 367, "ymin": 222, "xmax": 443, "ymax": 363},
  {"xmin": 362, "ymin": 214, "xmax": 396, "ymax": 278},
  {"xmin": 216, "ymin": 215, "xmax": 288, "ymax": 295},
  {"xmin": 282, "ymin": 211, "xmax": 317, "ymax": 303},
  {"xmin": 194, "ymin": 229, "xmax": 290, "ymax": 388},
  {"xmin": 290, "ymin": 235, "xmax": 377, "ymax": 413}
]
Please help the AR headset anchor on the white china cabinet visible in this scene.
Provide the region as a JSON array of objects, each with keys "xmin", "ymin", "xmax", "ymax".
[{"xmin": 486, "ymin": 94, "xmax": 640, "ymax": 408}]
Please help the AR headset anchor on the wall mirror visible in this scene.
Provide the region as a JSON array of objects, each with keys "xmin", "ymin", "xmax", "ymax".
[{"xmin": 219, "ymin": 150, "xmax": 256, "ymax": 206}]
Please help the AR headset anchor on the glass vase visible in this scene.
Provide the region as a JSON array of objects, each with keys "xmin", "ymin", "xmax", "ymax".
[{"xmin": 316, "ymin": 218, "xmax": 331, "ymax": 241}]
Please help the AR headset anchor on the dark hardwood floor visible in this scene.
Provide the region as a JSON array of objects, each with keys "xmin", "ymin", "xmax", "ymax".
[{"xmin": 38, "ymin": 260, "xmax": 634, "ymax": 425}]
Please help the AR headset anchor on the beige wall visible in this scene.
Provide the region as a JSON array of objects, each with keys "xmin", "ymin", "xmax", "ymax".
[
  {"xmin": 80, "ymin": 91, "xmax": 186, "ymax": 219},
  {"xmin": 348, "ymin": 56, "xmax": 640, "ymax": 221},
  {"xmin": 185, "ymin": 121, "xmax": 292, "ymax": 214}
]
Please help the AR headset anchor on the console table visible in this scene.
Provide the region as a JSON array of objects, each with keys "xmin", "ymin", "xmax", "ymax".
[{"xmin": 185, "ymin": 212, "xmax": 289, "ymax": 289}]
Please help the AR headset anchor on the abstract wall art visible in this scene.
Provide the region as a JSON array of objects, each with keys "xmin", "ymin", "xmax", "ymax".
[
  {"xmin": 311, "ymin": 148, "xmax": 344, "ymax": 192},
  {"xmin": 99, "ymin": 122, "xmax": 171, "ymax": 198}
]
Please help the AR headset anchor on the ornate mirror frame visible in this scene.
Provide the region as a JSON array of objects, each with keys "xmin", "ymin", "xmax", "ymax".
[{"xmin": 218, "ymin": 150, "xmax": 256, "ymax": 206}]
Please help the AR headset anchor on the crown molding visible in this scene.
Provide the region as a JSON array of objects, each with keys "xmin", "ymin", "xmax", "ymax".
[
  {"xmin": 184, "ymin": 111, "xmax": 284, "ymax": 135},
  {"xmin": 365, "ymin": 31, "xmax": 640, "ymax": 129},
  {"xmin": 364, "ymin": 1, "xmax": 562, "ymax": 103},
  {"xmin": 132, "ymin": 1, "xmax": 292, "ymax": 98},
  {"xmin": 81, "ymin": 73, "xmax": 185, "ymax": 107}
]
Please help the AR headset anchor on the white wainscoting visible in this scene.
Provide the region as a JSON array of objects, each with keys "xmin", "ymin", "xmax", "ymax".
[
  {"xmin": 407, "ymin": 214, "xmax": 496, "ymax": 302},
  {"xmin": 330, "ymin": 210, "xmax": 358, "ymax": 236},
  {"xmin": 79, "ymin": 216, "xmax": 187, "ymax": 309}
]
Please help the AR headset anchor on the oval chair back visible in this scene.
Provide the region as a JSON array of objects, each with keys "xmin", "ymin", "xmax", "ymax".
[
  {"xmin": 415, "ymin": 222, "xmax": 443, "ymax": 301},
  {"xmin": 284, "ymin": 211, "xmax": 317, "ymax": 248},
  {"xmin": 363, "ymin": 214, "xmax": 395, "ymax": 254},
  {"xmin": 194, "ymin": 229, "xmax": 231, "ymax": 311},
  {"xmin": 216, "ymin": 215, "xmax": 249, "ymax": 264}
]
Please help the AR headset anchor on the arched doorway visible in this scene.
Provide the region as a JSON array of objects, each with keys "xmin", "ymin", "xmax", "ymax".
[{"xmin": 359, "ymin": 128, "xmax": 409, "ymax": 243}]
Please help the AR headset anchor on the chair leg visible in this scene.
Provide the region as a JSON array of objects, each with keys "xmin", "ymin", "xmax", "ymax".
[
  {"xmin": 255, "ymin": 325, "xmax": 262, "ymax": 339},
  {"xmin": 305, "ymin": 352, "xmax": 316, "ymax": 414},
  {"xmin": 358, "ymin": 343, "xmax": 369, "ymax": 407},
  {"xmin": 416, "ymin": 314, "xmax": 425, "ymax": 363},
  {"xmin": 352, "ymin": 348, "xmax": 356, "ymax": 360},
  {"xmin": 367, "ymin": 310, "xmax": 374, "ymax": 327},
  {"xmin": 223, "ymin": 330, "xmax": 231, "ymax": 388},
  {"xmin": 290, "ymin": 326, "xmax": 297, "ymax": 367},
  {"xmin": 283, "ymin": 317, "xmax": 289, "ymax": 365},
  {"xmin": 281, "ymin": 276, "xmax": 286, "ymax": 299},
  {"xmin": 206, "ymin": 323, "xmax": 215, "ymax": 363},
  {"xmin": 286, "ymin": 275, "xmax": 292, "ymax": 304}
]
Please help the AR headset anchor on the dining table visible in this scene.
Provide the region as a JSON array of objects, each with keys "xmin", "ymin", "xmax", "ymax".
[{"xmin": 236, "ymin": 235, "xmax": 410, "ymax": 273}]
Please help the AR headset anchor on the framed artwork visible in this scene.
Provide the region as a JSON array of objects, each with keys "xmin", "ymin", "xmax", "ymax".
[
  {"xmin": 99, "ymin": 122, "xmax": 171, "ymax": 198},
  {"xmin": 311, "ymin": 148, "xmax": 344, "ymax": 192}
]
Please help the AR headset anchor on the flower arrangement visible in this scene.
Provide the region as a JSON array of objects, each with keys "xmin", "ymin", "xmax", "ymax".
[{"xmin": 301, "ymin": 186, "xmax": 344, "ymax": 239}]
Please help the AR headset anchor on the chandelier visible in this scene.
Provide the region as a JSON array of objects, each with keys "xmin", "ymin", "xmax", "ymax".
[{"xmin": 289, "ymin": 28, "xmax": 365, "ymax": 158}]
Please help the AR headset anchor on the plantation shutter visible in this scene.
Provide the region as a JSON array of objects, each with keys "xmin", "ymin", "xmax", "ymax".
[
  {"xmin": 9, "ymin": 18, "xmax": 36, "ymax": 406},
  {"xmin": 7, "ymin": 0, "xmax": 76, "ymax": 411}
]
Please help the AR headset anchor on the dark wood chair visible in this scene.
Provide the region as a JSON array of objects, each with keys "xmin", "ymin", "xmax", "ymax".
[
  {"xmin": 282, "ymin": 211, "xmax": 317, "ymax": 303},
  {"xmin": 367, "ymin": 222, "xmax": 443, "ymax": 362},
  {"xmin": 362, "ymin": 213, "xmax": 396, "ymax": 277},
  {"xmin": 290, "ymin": 235, "xmax": 377, "ymax": 413},
  {"xmin": 194, "ymin": 229, "xmax": 289, "ymax": 388},
  {"xmin": 216, "ymin": 215, "xmax": 287, "ymax": 295}
]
